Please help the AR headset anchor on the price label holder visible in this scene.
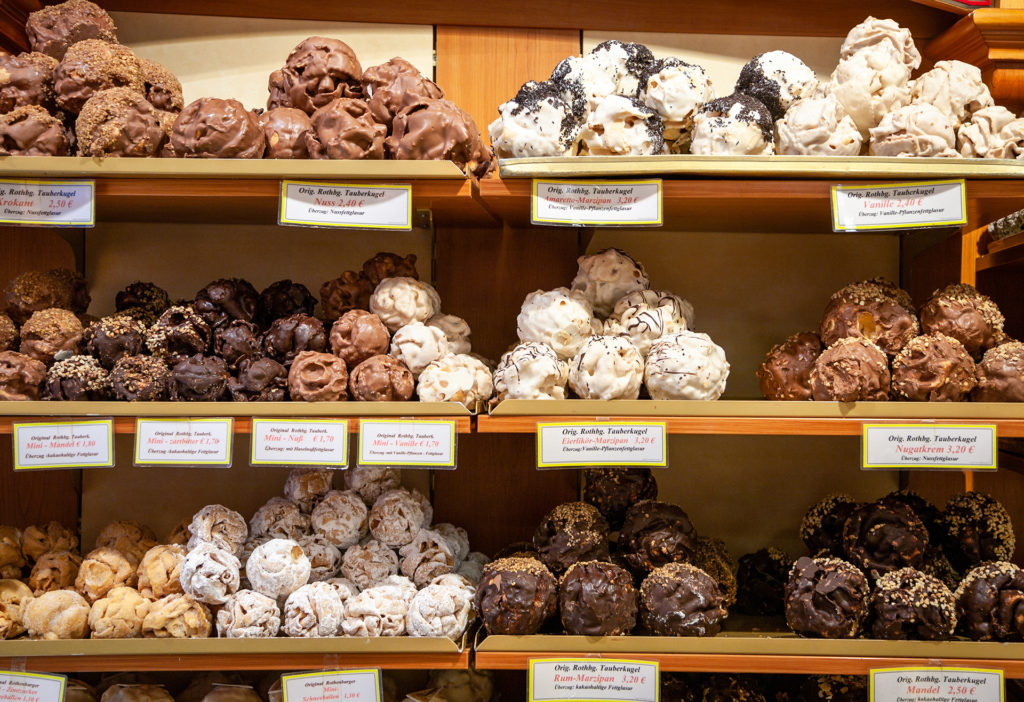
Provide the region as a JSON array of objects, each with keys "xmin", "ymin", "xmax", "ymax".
[
  {"xmin": 134, "ymin": 418, "xmax": 234, "ymax": 467},
  {"xmin": 870, "ymin": 667, "xmax": 1002, "ymax": 702},
  {"xmin": 12, "ymin": 419, "xmax": 114, "ymax": 471},
  {"xmin": 529, "ymin": 658, "xmax": 659, "ymax": 702},
  {"xmin": 279, "ymin": 180, "xmax": 412, "ymax": 230},
  {"xmin": 862, "ymin": 424, "xmax": 997, "ymax": 471},
  {"xmin": 250, "ymin": 418, "xmax": 349, "ymax": 467},
  {"xmin": 532, "ymin": 179, "xmax": 662, "ymax": 227},
  {"xmin": 536, "ymin": 422, "xmax": 667, "ymax": 469},
  {"xmin": 0, "ymin": 179, "xmax": 94, "ymax": 227},
  {"xmin": 280, "ymin": 669, "xmax": 381, "ymax": 702},
  {"xmin": 357, "ymin": 419, "xmax": 456, "ymax": 469},
  {"xmin": 0, "ymin": 671, "xmax": 67, "ymax": 702},
  {"xmin": 831, "ymin": 180, "xmax": 966, "ymax": 232}
]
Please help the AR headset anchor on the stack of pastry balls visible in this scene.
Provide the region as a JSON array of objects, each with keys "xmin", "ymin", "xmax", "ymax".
[
  {"xmin": 0, "ymin": 467, "xmax": 488, "ymax": 641},
  {"xmin": 757, "ymin": 279, "xmax": 1020, "ymax": 402},
  {"xmin": 494, "ymin": 248, "xmax": 729, "ymax": 402},
  {"xmin": 489, "ymin": 16, "xmax": 1024, "ymax": 160}
]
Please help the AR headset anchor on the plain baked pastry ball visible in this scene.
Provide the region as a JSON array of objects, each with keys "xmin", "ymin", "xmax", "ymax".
[
  {"xmin": 249, "ymin": 496, "xmax": 310, "ymax": 541},
  {"xmin": 76, "ymin": 546, "xmax": 136, "ymax": 603},
  {"xmin": 340, "ymin": 538, "xmax": 399, "ymax": 590},
  {"xmin": 136, "ymin": 544, "xmax": 184, "ymax": 600},
  {"xmin": 0, "ymin": 579, "xmax": 34, "ymax": 639},
  {"xmin": 88, "ymin": 585, "xmax": 150, "ymax": 638},
  {"xmin": 399, "ymin": 528, "xmax": 456, "ymax": 587},
  {"xmin": 21, "ymin": 521, "xmax": 77, "ymax": 563},
  {"xmin": 369, "ymin": 489, "xmax": 427, "ymax": 547},
  {"xmin": 28, "ymin": 549, "xmax": 82, "ymax": 594},
  {"xmin": 297, "ymin": 534, "xmax": 341, "ymax": 582},
  {"xmin": 142, "ymin": 593, "xmax": 212, "ymax": 638},
  {"xmin": 24, "ymin": 589, "xmax": 90, "ymax": 639},
  {"xmin": 100, "ymin": 686, "xmax": 174, "ymax": 702},
  {"xmin": 283, "ymin": 467, "xmax": 334, "ymax": 513}
]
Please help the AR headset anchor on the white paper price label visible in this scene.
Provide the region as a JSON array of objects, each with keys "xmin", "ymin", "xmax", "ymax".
[
  {"xmin": 862, "ymin": 424, "xmax": 996, "ymax": 470},
  {"xmin": 134, "ymin": 418, "xmax": 233, "ymax": 466},
  {"xmin": 532, "ymin": 179, "xmax": 662, "ymax": 226},
  {"xmin": 537, "ymin": 422, "xmax": 667, "ymax": 468},
  {"xmin": 529, "ymin": 659, "xmax": 658, "ymax": 702},
  {"xmin": 281, "ymin": 669, "xmax": 380, "ymax": 702},
  {"xmin": 357, "ymin": 419, "xmax": 456, "ymax": 468},
  {"xmin": 0, "ymin": 671, "xmax": 67, "ymax": 702},
  {"xmin": 831, "ymin": 180, "xmax": 966, "ymax": 231},
  {"xmin": 870, "ymin": 667, "xmax": 1002, "ymax": 702},
  {"xmin": 0, "ymin": 179, "xmax": 94, "ymax": 227},
  {"xmin": 250, "ymin": 418, "xmax": 348, "ymax": 466},
  {"xmin": 13, "ymin": 420, "xmax": 114, "ymax": 470},
  {"xmin": 279, "ymin": 180, "xmax": 411, "ymax": 230}
]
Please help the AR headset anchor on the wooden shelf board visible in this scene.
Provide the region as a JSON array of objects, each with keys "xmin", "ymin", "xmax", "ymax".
[{"xmin": 978, "ymin": 230, "xmax": 1024, "ymax": 271}]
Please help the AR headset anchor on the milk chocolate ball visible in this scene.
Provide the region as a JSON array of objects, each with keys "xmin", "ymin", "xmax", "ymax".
[
  {"xmin": 920, "ymin": 283, "xmax": 1005, "ymax": 358},
  {"xmin": 54, "ymin": 39, "xmax": 142, "ymax": 114},
  {"xmin": 26, "ymin": 0, "xmax": 117, "ymax": 60},
  {"xmin": 757, "ymin": 332, "xmax": 822, "ymax": 401},
  {"xmin": 267, "ymin": 37, "xmax": 363, "ymax": 115},
  {"xmin": 170, "ymin": 98, "xmax": 264, "ymax": 158},
  {"xmin": 305, "ymin": 98, "xmax": 386, "ymax": 160},
  {"xmin": 349, "ymin": 355, "xmax": 414, "ymax": 401}
]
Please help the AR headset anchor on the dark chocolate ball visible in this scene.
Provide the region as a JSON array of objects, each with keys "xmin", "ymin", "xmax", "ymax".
[
  {"xmin": 800, "ymin": 493, "xmax": 859, "ymax": 557},
  {"xmin": 474, "ymin": 556, "xmax": 557, "ymax": 635},
  {"xmin": 868, "ymin": 566, "xmax": 956, "ymax": 640},
  {"xmin": 146, "ymin": 305, "xmax": 211, "ymax": 363},
  {"xmin": 47, "ymin": 268, "xmax": 89, "ymax": 315},
  {"xmin": 735, "ymin": 547, "xmax": 791, "ymax": 616},
  {"xmin": 795, "ymin": 676, "xmax": 868, "ymax": 701},
  {"xmin": 940, "ymin": 491, "xmax": 1015, "ymax": 572},
  {"xmin": 43, "ymin": 354, "xmax": 109, "ymax": 400},
  {"xmin": 193, "ymin": 278, "xmax": 259, "ymax": 329},
  {"xmin": 262, "ymin": 313, "xmax": 327, "ymax": 367},
  {"xmin": 228, "ymin": 357, "xmax": 287, "ymax": 402},
  {"xmin": 756, "ymin": 331, "xmax": 821, "ymax": 401},
  {"xmin": 701, "ymin": 675, "xmax": 767, "ymax": 702},
  {"xmin": 639, "ymin": 562, "xmax": 727, "ymax": 636},
  {"xmin": 842, "ymin": 500, "xmax": 928, "ymax": 580},
  {"xmin": 954, "ymin": 561, "xmax": 1024, "ymax": 641},
  {"xmin": 110, "ymin": 355, "xmax": 169, "ymax": 401},
  {"xmin": 691, "ymin": 536, "xmax": 737, "ymax": 607},
  {"xmin": 558, "ymin": 560, "xmax": 637, "ymax": 636},
  {"xmin": 115, "ymin": 281, "xmax": 170, "ymax": 317},
  {"xmin": 212, "ymin": 320, "xmax": 261, "ymax": 370},
  {"xmin": 84, "ymin": 316, "xmax": 146, "ymax": 370},
  {"xmin": 320, "ymin": 271, "xmax": 373, "ymax": 319},
  {"xmin": 257, "ymin": 280, "xmax": 316, "ymax": 328},
  {"xmin": 784, "ymin": 556, "xmax": 869, "ymax": 638},
  {"xmin": 532, "ymin": 502, "xmax": 609, "ymax": 575},
  {"xmin": 582, "ymin": 467, "xmax": 658, "ymax": 530},
  {"xmin": 618, "ymin": 500, "xmax": 698, "ymax": 573},
  {"xmin": 169, "ymin": 353, "xmax": 229, "ymax": 401},
  {"xmin": 880, "ymin": 490, "xmax": 943, "ymax": 544},
  {"xmin": 361, "ymin": 252, "xmax": 419, "ymax": 287}
]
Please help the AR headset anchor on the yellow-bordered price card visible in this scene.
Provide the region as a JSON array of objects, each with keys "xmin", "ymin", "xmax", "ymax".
[
  {"xmin": 862, "ymin": 424, "xmax": 996, "ymax": 471},
  {"xmin": 532, "ymin": 179, "xmax": 662, "ymax": 226},
  {"xmin": 537, "ymin": 422, "xmax": 667, "ymax": 468},
  {"xmin": 281, "ymin": 669, "xmax": 381, "ymax": 702},
  {"xmin": 13, "ymin": 419, "xmax": 113, "ymax": 470},
  {"xmin": 250, "ymin": 418, "xmax": 348, "ymax": 466},
  {"xmin": 0, "ymin": 671, "xmax": 67, "ymax": 702},
  {"xmin": 529, "ymin": 659, "xmax": 659, "ymax": 702},
  {"xmin": 870, "ymin": 667, "xmax": 1002, "ymax": 702},
  {"xmin": 279, "ymin": 180, "xmax": 412, "ymax": 230},
  {"xmin": 134, "ymin": 418, "xmax": 233, "ymax": 467},
  {"xmin": 0, "ymin": 179, "xmax": 94, "ymax": 227},
  {"xmin": 357, "ymin": 419, "xmax": 456, "ymax": 469},
  {"xmin": 831, "ymin": 179, "xmax": 966, "ymax": 231}
]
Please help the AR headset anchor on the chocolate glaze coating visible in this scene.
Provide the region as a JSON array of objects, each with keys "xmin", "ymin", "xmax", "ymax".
[
  {"xmin": 287, "ymin": 350, "xmax": 348, "ymax": 402},
  {"xmin": 940, "ymin": 491, "xmax": 1015, "ymax": 572},
  {"xmin": 702, "ymin": 676, "xmax": 768, "ymax": 702},
  {"xmin": 868, "ymin": 567, "xmax": 956, "ymax": 640},
  {"xmin": 736, "ymin": 547, "xmax": 791, "ymax": 616},
  {"xmin": 5, "ymin": 271, "xmax": 72, "ymax": 325},
  {"xmin": 757, "ymin": 332, "xmax": 822, "ymax": 401},
  {"xmin": 361, "ymin": 252, "xmax": 419, "ymax": 287},
  {"xmin": 820, "ymin": 281, "xmax": 918, "ymax": 356},
  {"xmin": 115, "ymin": 281, "xmax": 170, "ymax": 317},
  {"xmin": 320, "ymin": 272, "xmax": 372, "ymax": 319},
  {"xmin": 796, "ymin": 676, "xmax": 868, "ymax": 701},
  {"xmin": 533, "ymin": 502, "xmax": 610, "ymax": 574},
  {"xmin": 75, "ymin": 87, "xmax": 166, "ymax": 157},
  {"xmin": 954, "ymin": 561, "xmax": 1024, "ymax": 641},
  {"xmin": 493, "ymin": 541, "xmax": 538, "ymax": 560},
  {"xmin": 84, "ymin": 315, "xmax": 146, "ymax": 369},
  {"xmin": 348, "ymin": 354, "xmax": 414, "ymax": 402},
  {"xmin": 267, "ymin": 37, "xmax": 363, "ymax": 115},
  {"xmin": 170, "ymin": 98, "xmax": 264, "ymax": 158},
  {"xmin": 475, "ymin": 556, "xmax": 557, "ymax": 635},
  {"xmin": 44, "ymin": 354, "xmax": 109, "ymax": 400},
  {"xmin": 362, "ymin": 58, "xmax": 443, "ymax": 127},
  {"xmin": 880, "ymin": 490, "xmax": 943, "ymax": 544},
  {"xmin": 0, "ymin": 350, "xmax": 46, "ymax": 400},
  {"xmin": 784, "ymin": 556, "xmax": 869, "ymax": 638},
  {"xmin": 810, "ymin": 337, "xmax": 891, "ymax": 402},
  {"xmin": 801, "ymin": 494, "xmax": 860, "ymax": 556},
  {"xmin": 169, "ymin": 353, "xmax": 229, "ymax": 401},
  {"xmin": 53, "ymin": 39, "xmax": 142, "ymax": 114},
  {"xmin": 693, "ymin": 536, "xmax": 737, "ymax": 607},
  {"xmin": 46, "ymin": 269, "xmax": 88, "ymax": 315},
  {"xmin": 583, "ymin": 467, "xmax": 658, "ymax": 530},
  {"xmin": 558, "ymin": 560, "xmax": 637, "ymax": 635},
  {"xmin": 262, "ymin": 313, "xmax": 326, "ymax": 366},
  {"xmin": 891, "ymin": 333, "xmax": 976, "ymax": 401},
  {"xmin": 259, "ymin": 107, "xmax": 312, "ymax": 159},
  {"xmin": 386, "ymin": 98, "xmax": 493, "ymax": 178},
  {"xmin": 212, "ymin": 320, "xmax": 261, "ymax": 370},
  {"xmin": 0, "ymin": 52, "xmax": 58, "ymax": 112},
  {"xmin": 618, "ymin": 500, "xmax": 698, "ymax": 573},
  {"xmin": 146, "ymin": 306, "xmax": 211, "ymax": 363},
  {"xmin": 973, "ymin": 341, "xmax": 1024, "ymax": 402},
  {"xmin": 20, "ymin": 307, "xmax": 83, "ymax": 364},
  {"xmin": 257, "ymin": 280, "xmax": 316, "ymax": 328},
  {"xmin": 0, "ymin": 314, "xmax": 17, "ymax": 352},
  {"xmin": 920, "ymin": 283, "xmax": 1005, "ymax": 358},
  {"xmin": 329, "ymin": 309, "xmax": 390, "ymax": 369},
  {"xmin": 138, "ymin": 57, "xmax": 182, "ymax": 113},
  {"xmin": 305, "ymin": 97, "xmax": 386, "ymax": 160},
  {"xmin": 0, "ymin": 105, "xmax": 69, "ymax": 156},
  {"xmin": 228, "ymin": 357, "xmax": 287, "ymax": 402},
  {"xmin": 193, "ymin": 278, "xmax": 259, "ymax": 330},
  {"xmin": 842, "ymin": 500, "xmax": 928, "ymax": 580},
  {"xmin": 26, "ymin": 0, "xmax": 117, "ymax": 60},
  {"xmin": 110, "ymin": 354, "xmax": 169, "ymax": 401},
  {"xmin": 640, "ymin": 562, "xmax": 727, "ymax": 636}
]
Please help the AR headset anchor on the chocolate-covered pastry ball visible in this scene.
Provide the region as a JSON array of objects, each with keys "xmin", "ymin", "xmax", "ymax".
[
  {"xmin": 194, "ymin": 278, "xmax": 259, "ymax": 330},
  {"xmin": 305, "ymin": 98, "xmax": 386, "ymax": 160},
  {"xmin": 973, "ymin": 341, "xmax": 1024, "ymax": 401},
  {"xmin": 796, "ymin": 676, "xmax": 867, "ymax": 701},
  {"xmin": 262, "ymin": 313, "xmax": 326, "ymax": 366},
  {"xmin": 362, "ymin": 58, "xmax": 443, "ymax": 127},
  {"xmin": 493, "ymin": 541, "xmax": 538, "ymax": 560},
  {"xmin": 287, "ymin": 350, "xmax": 348, "ymax": 402},
  {"xmin": 330, "ymin": 310, "xmax": 390, "ymax": 369},
  {"xmin": 20, "ymin": 308, "xmax": 83, "ymax": 364},
  {"xmin": 138, "ymin": 57, "xmax": 182, "ymax": 113},
  {"xmin": 533, "ymin": 502, "xmax": 610, "ymax": 574},
  {"xmin": 0, "ymin": 314, "xmax": 16, "ymax": 352},
  {"xmin": 583, "ymin": 467, "xmax": 658, "ymax": 530},
  {"xmin": 640, "ymin": 562, "xmax": 727, "ymax": 636},
  {"xmin": 386, "ymin": 98, "xmax": 493, "ymax": 178},
  {"xmin": 362, "ymin": 252, "xmax": 419, "ymax": 287},
  {"xmin": 228, "ymin": 357, "xmax": 287, "ymax": 402},
  {"xmin": 146, "ymin": 306, "xmax": 211, "ymax": 363},
  {"xmin": 940, "ymin": 491, "xmax": 1015, "ymax": 572},
  {"xmin": 954, "ymin": 561, "xmax": 1024, "ymax": 641},
  {"xmin": 921, "ymin": 283, "xmax": 1005, "ymax": 358},
  {"xmin": 75, "ymin": 87, "xmax": 166, "ymax": 157},
  {"xmin": 44, "ymin": 354, "xmax": 109, "ymax": 400},
  {"xmin": 891, "ymin": 333, "xmax": 975, "ymax": 401},
  {"xmin": 84, "ymin": 316, "xmax": 145, "ymax": 370},
  {"xmin": 558, "ymin": 560, "xmax": 637, "ymax": 635},
  {"xmin": 54, "ymin": 39, "xmax": 142, "ymax": 114},
  {"xmin": 259, "ymin": 107, "xmax": 311, "ymax": 159},
  {"xmin": 785, "ymin": 556, "xmax": 869, "ymax": 638},
  {"xmin": 257, "ymin": 280, "xmax": 316, "ymax": 328},
  {"xmin": 47, "ymin": 269, "xmax": 88, "ymax": 315},
  {"xmin": 115, "ymin": 281, "xmax": 170, "ymax": 318},
  {"xmin": 618, "ymin": 500, "xmax": 698, "ymax": 573},
  {"xmin": 736, "ymin": 547, "xmax": 791, "ymax": 616},
  {"xmin": 692, "ymin": 537, "xmax": 737, "ymax": 607},
  {"xmin": 5, "ymin": 271, "xmax": 72, "ymax": 325},
  {"xmin": 660, "ymin": 673, "xmax": 700, "ymax": 702},
  {"xmin": 868, "ymin": 567, "xmax": 956, "ymax": 640},
  {"xmin": 0, "ymin": 351, "xmax": 46, "ymax": 400},
  {"xmin": 0, "ymin": 52, "xmax": 58, "ymax": 112},
  {"xmin": 0, "ymin": 105, "xmax": 69, "ymax": 155},
  {"xmin": 268, "ymin": 37, "xmax": 363, "ymax": 115},
  {"xmin": 757, "ymin": 332, "xmax": 822, "ymax": 401},
  {"xmin": 801, "ymin": 493, "xmax": 859, "ymax": 556},
  {"xmin": 26, "ymin": 0, "xmax": 117, "ymax": 60},
  {"xmin": 169, "ymin": 354, "xmax": 229, "ymax": 401},
  {"xmin": 881, "ymin": 489, "xmax": 942, "ymax": 543},
  {"xmin": 349, "ymin": 355, "xmax": 414, "ymax": 402},
  {"xmin": 110, "ymin": 355, "xmax": 169, "ymax": 401},
  {"xmin": 820, "ymin": 280, "xmax": 919, "ymax": 356},
  {"xmin": 843, "ymin": 500, "xmax": 927, "ymax": 580},
  {"xmin": 810, "ymin": 337, "xmax": 891, "ymax": 401},
  {"xmin": 702, "ymin": 676, "xmax": 768, "ymax": 702},
  {"xmin": 320, "ymin": 271, "xmax": 372, "ymax": 318},
  {"xmin": 212, "ymin": 320, "xmax": 260, "ymax": 370},
  {"xmin": 170, "ymin": 98, "xmax": 264, "ymax": 158},
  {"xmin": 474, "ymin": 556, "xmax": 557, "ymax": 634}
]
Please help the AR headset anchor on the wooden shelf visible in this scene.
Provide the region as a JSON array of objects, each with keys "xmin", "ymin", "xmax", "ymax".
[{"xmin": 977, "ymin": 230, "xmax": 1024, "ymax": 271}]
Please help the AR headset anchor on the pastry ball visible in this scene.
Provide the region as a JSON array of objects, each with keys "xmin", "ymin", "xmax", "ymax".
[
  {"xmin": 776, "ymin": 93, "xmax": 863, "ymax": 156},
  {"xmin": 250, "ymin": 497, "xmax": 310, "ymax": 541},
  {"xmin": 571, "ymin": 249, "xmax": 650, "ymax": 320},
  {"xmin": 810, "ymin": 337, "xmax": 890, "ymax": 401},
  {"xmin": 757, "ymin": 332, "xmax": 822, "ymax": 401},
  {"xmin": 369, "ymin": 489, "xmax": 427, "ymax": 547},
  {"xmin": 920, "ymin": 283, "xmax": 1006, "ymax": 358},
  {"xmin": 341, "ymin": 538, "xmax": 398, "ymax": 590},
  {"xmin": 954, "ymin": 561, "xmax": 1024, "ymax": 641},
  {"xmin": 603, "ymin": 291, "xmax": 689, "ymax": 358},
  {"xmin": 193, "ymin": 278, "xmax": 258, "ymax": 330},
  {"xmin": 20, "ymin": 307, "xmax": 83, "ymax": 365},
  {"xmin": 426, "ymin": 313, "xmax": 471, "ymax": 356},
  {"xmin": 138, "ymin": 57, "xmax": 181, "ymax": 113},
  {"xmin": 329, "ymin": 309, "xmax": 390, "ymax": 369},
  {"xmin": 583, "ymin": 467, "xmax": 658, "ymax": 530},
  {"xmin": 974, "ymin": 341, "xmax": 1024, "ymax": 401},
  {"xmin": 0, "ymin": 579, "xmax": 33, "ymax": 639},
  {"xmin": 362, "ymin": 252, "xmax": 419, "ymax": 287},
  {"xmin": 735, "ymin": 547, "xmax": 791, "ymax": 616},
  {"xmin": 785, "ymin": 556, "xmax": 869, "ymax": 638},
  {"xmin": 559, "ymin": 560, "xmax": 637, "ymax": 636},
  {"xmin": 958, "ymin": 105, "xmax": 1018, "ymax": 158},
  {"xmin": 349, "ymin": 354, "xmax": 415, "ymax": 402},
  {"xmin": 259, "ymin": 107, "xmax": 312, "ymax": 159},
  {"xmin": 429, "ymin": 670, "xmax": 494, "ymax": 702},
  {"xmin": 940, "ymin": 491, "xmax": 1015, "ymax": 572},
  {"xmin": 0, "ymin": 527, "xmax": 24, "ymax": 578},
  {"xmin": 796, "ymin": 676, "xmax": 867, "ymax": 702},
  {"xmin": 305, "ymin": 97, "xmax": 386, "ymax": 160},
  {"xmin": 261, "ymin": 313, "xmax": 325, "ymax": 366},
  {"xmin": 416, "ymin": 353, "xmax": 493, "ymax": 408},
  {"xmin": 180, "ymin": 542, "xmax": 240, "ymax": 606},
  {"xmin": 146, "ymin": 305, "xmax": 211, "ymax": 363},
  {"xmin": 493, "ymin": 342, "xmax": 569, "ymax": 401},
  {"xmin": 76, "ymin": 547, "xmax": 136, "ymax": 603},
  {"xmin": 24, "ymin": 589, "xmax": 90, "ymax": 639},
  {"xmin": 169, "ymin": 353, "xmax": 229, "ymax": 400},
  {"xmin": 5, "ymin": 270, "xmax": 73, "ymax": 325},
  {"xmin": 212, "ymin": 320, "xmax": 260, "ymax": 370},
  {"xmin": 363, "ymin": 57, "xmax": 442, "ymax": 128},
  {"xmin": 0, "ymin": 314, "xmax": 17, "ymax": 352},
  {"xmin": 910, "ymin": 60, "xmax": 992, "ymax": 129},
  {"xmin": 298, "ymin": 534, "xmax": 341, "ymax": 582},
  {"xmin": 95, "ymin": 520, "xmax": 157, "ymax": 565},
  {"xmin": 407, "ymin": 580, "xmax": 473, "ymax": 639},
  {"xmin": 369, "ymin": 277, "xmax": 441, "ymax": 333},
  {"xmin": 869, "ymin": 103, "xmax": 957, "ymax": 157},
  {"xmin": 170, "ymin": 97, "xmax": 264, "ymax": 158},
  {"xmin": 228, "ymin": 357, "xmax": 287, "ymax": 402},
  {"xmin": 568, "ymin": 335, "xmax": 643, "ymax": 400},
  {"xmin": 829, "ymin": 42, "xmax": 912, "ymax": 135},
  {"xmin": 735, "ymin": 50, "xmax": 818, "ymax": 120},
  {"xmin": 29, "ymin": 549, "xmax": 82, "ymax": 594},
  {"xmin": 187, "ymin": 504, "xmax": 247, "ymax": 557},
  {"xmin": 287, "ymin": 350, "xmax": 348, "ymax": 402},
  {"xmin": 891, "ymin": 333, "xmax": 975, "ymax": 401},
  {"xmin": 344, "ymin": 467, "xmax": 400, "ymax": 506},
  {"xmin": 619, "ymin": 500, "xmax": 698, "ymax": 573},
  {"xmin": 88, "ymin": 585, "xmax": 150, "ymax": 638},
  {"xmin": 399, "ymin": 528, "xmax": 455, "ymax": 587},
  {"xmin": 115, "ymin": 281, "xmax": 169, "ymax": 318},
  {"xmin": 54, "ymin": 39, "xmax": 142, "ymax": 114},
  {"xmin": 868, "ymin": 567, "xmax": 956, "ymax": 640},
  {"xmin": 282, "ymin": 581, "xmax": 345, "ymax": 637},
  {"xmin": 0, "ymin": 351, "xmax": 46, "ymax": 400},
  {"xmin": 0, "ymin": 51, "xmax": 57, "ymax": 113},
  {"xmin": 691, "ymin": 93, "xmax": 774, "ymax": 155},
  {"xmin": 268, "ymin": 36, "xmax": 362, "ymax": 115},
  {"xmin": 64, "ymin": 680, "xmax": 97, "ymax": 702},
  {"xmin": 456, "ymin": 552, "xmax": 489, "ymax": 585},
  {"xmin": 645, "ymin": 331, "xmax": 730, "ymax": 400},
  {"xmin": 311, "ymin": 489, "xmax": 367, "ymax": 548},
  {"xmin": 639, "ymin": 562, "xmax": 727, "ymax": 636},
  {"xmin": 842, "ymin": 500, "xmax": 927, "ymax": 580},
  {"xmin": 390, "ymin": 322, "xmax": 449, "ymax": 377},
  {"xmin": 26, "ymin": 0, "xmax": 117, "ymax": 60},
  {"xmin": 800, "ymin": 493, "xmax": 859, "ymax": 556},
  {"xmin": 639, "ymin": 58, "xmax": 714, "ymax": 152},
  {"xmin": 320, "ymin": 271, "xmax": 373, "ymax": 319},
  {"xmin": 692, "ymin": 536, "xmax": 738, "ymax": 607},
  {"xmin": 385, "ymin": 97, "xmax": 493, "ymax": 178},
  {"xmin": 21, "ymin": 521, "xmax": 77, "ymax": 563},
  {"xmin": 841, "ymin": 16, "xmax": 921, "ymax": 70},
  {"xmin": 257, "ymin": 280, "xmax": 316, "ymax": 327},
  {"xmin": 820, "ymin": 280, "xmax": 918, "ymax": 356},
  {"xmin": 85, "ymin": 316, "xmax": 146, "ymax": 370},
  {"xmin": 101, "ymin": 686, "xmax": 173, "ymax": 702},
  {"xmin": 216, "ymin": 589, "xmax": 280, "ymax": 638},
  {"xmin": 341, "ymin": 581, "xmax": 411, "ymax": 637},
  {"xmin": 577, "ymin": 94, "xmax": 666, "ymax": 156},
  {"xmin": 137, "ymin": 544, "xmax": 184, "ymax": 600},
  {"xmin": 142, "ymin": 593, "xmax": 211, "ymax": 638},
  {"xmin": 283, "ymin": 467, "xmax": 334, "ymax": 513},
  {"xmin": 76, "ymin": 87, "xmax": 166, "ymax": 157},
  {"xmin": 516, "ymin": 287, "xmax": 599, "ymax": 360},
  {"xmin": 110, "ymin": 355, "xmax": 169, "ymax": 401},
  {"xmin": 533, "ymin": 502, "xmax": 609, "ymax": 574},
  {"xmin": 245, "ymin": 538, "xmax": 311, "ymax": 601},
  {"xmin": 474, "ymin": 556, "xmax": 557, "ymax": 635},
  {"xmin": 433, "ymin": 524, "xmax": 470, "ymax": 568},
  {"xmin": 44, "ymin": 354, "xmax": 109, "ymax": 400}
]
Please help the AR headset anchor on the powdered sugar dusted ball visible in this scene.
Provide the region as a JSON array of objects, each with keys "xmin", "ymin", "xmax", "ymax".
[
  {"xmin": 310, "ymin": 490, "xmax": 367, "ymax": 549},
  {"xmin": 343, "ymin": 466, "xmax": 401, "ymax": 506},
  {"xmin": 407, "ymin": 581, "xmax": 473, "ymax": 639},
  {"xmin": 328, "ymin": 576, "xmax": 360, "ymax": 599},
  {"xmin": 282, "ymin": 467, "xmax": 334, "ymax": 513},
  {"xmin": 249, "ymin": 497, "xmax": 310, "ymax": 541},
  {"xmin": 400, "ymin": 529, "xmax": 456, "ymax": 587},
  {"xmin": 245, "ymin": 538, "xmax": 310, "ymax": 601},
  {"xmin": 457, "ymin": 552, "xmax": 490, "ymax": 584},
  {"xmin": 427, "ymin": 314, "xmax": 471, "ymax": 355},
  {"xmin": 516, "ymin": 288, "xmax": 599, "ymax": 360},
  {"xmin": 282, "ymin": 581, "xmax": 345, "ymax": 637},
  {"xmin": 390, "ymin": 322, "xmax": 449, "ymax": 377},
  {"xmin": 187, "ymin": 505, "xmax": 247, "ymax": 558},
  {"xmin": 341, "ymin": 582, "xmax": 410, "ymax": 636},
  {"xmin": 179, "ymin": 542, "xmax": 240, "ymax": 605},
  {"xmin": 87, "ymin": 586, "xmax": 150, "ymax": 639},
  {"xmin": 297, "ymin": 534, "xmax": 341, "ymax": 582},
  {"xmin": 136, "ymin": 544, "xmax": 184, "ymax": 600},
  {"xmin": 215, "ymin": 589, "xmax": 280, "ymax": 638},
  {"xmin": 493, "ymin": 342, "xmax": 569, "ymax": 400},
  {"xmin": 340, "ymin": 539, "xmax": 399, "ymax": 589},
  {"xmin": 735, "ymin": 50, "xmax": 819, "ymax": 120},
  {"xmin": 434, "ymin": 524, "xmax": 470, "ymax": 566},
  {"xmin": 410, "ymin": 489, "xmax": 433, "ymax": 529},
  {"xmin": 369, "ymin": 489, "xmax": 426, "ymax": 547},
  {"xmin": 571, "ymin": 249, "xmax": 650, "ymax": 319},
  {"xmin": 416, "ymin": 353, "xmax": 493, "ymax": 409},
  {"xmin": 645, "ymin": 331, "xmax": 730, "ymax": 400},
  {"xmin": 369, "ymin": 277, "xmax": 441, "ymax": 333},
  {"xmin": 568, "ymin": 335, "xmax": 644, "ymax": 400}
]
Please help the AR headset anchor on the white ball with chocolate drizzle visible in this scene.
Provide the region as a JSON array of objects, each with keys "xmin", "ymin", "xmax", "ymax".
[{"xmin": 735, "ymin": 50, "xmax": 819, "ymax": 121}]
